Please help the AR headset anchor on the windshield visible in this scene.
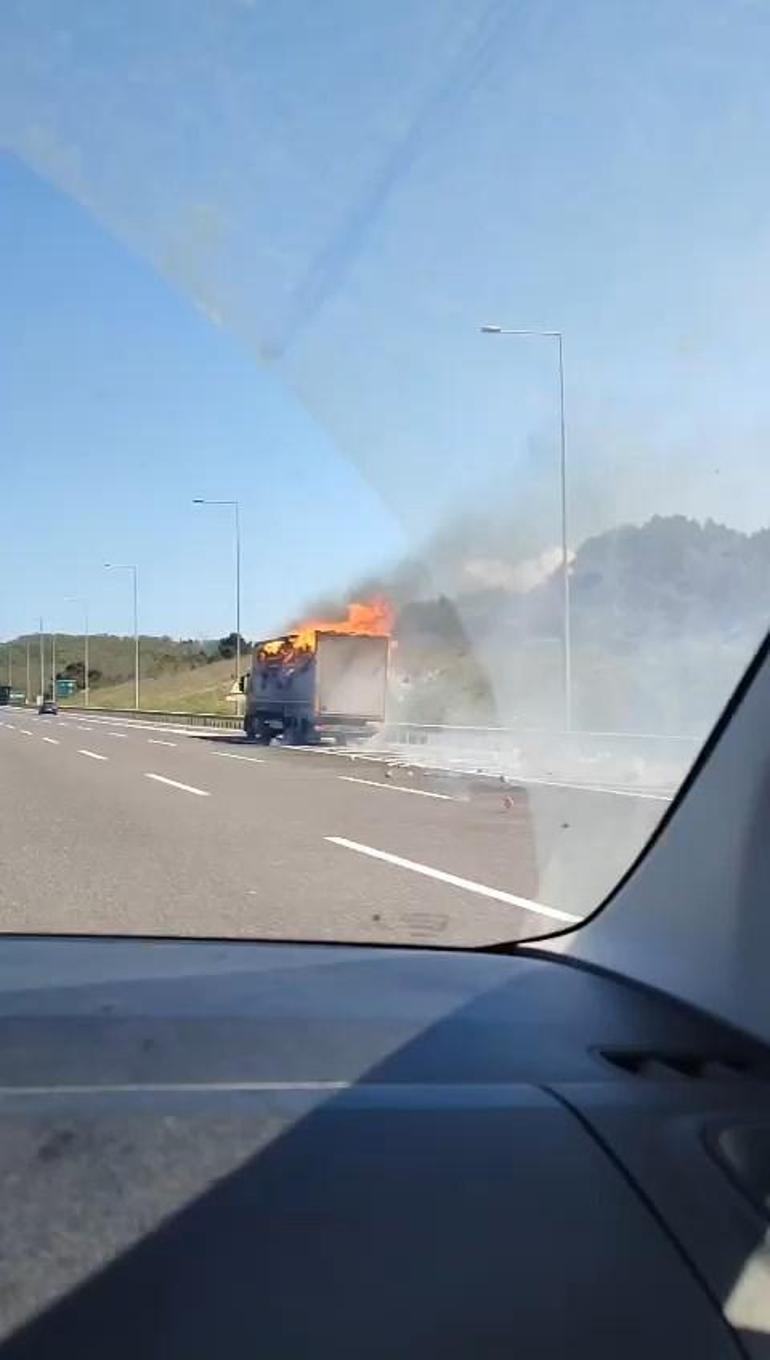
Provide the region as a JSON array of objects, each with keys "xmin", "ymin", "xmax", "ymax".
[{"xmin": 0, "ymin": 0, "xmax": 768, "ymax": 947}]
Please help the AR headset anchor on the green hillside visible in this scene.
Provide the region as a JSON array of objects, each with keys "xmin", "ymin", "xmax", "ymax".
[
  {"xmin": 0, "ymin": 634, "xmax": 214, "ymax": 686},
  {"xmin": 0, "ymin": 633, "xmax": 235, "ymax": 712},
  {"xmin": 79, "ymin": 656, "xmax": 240, "ymax": 715}
]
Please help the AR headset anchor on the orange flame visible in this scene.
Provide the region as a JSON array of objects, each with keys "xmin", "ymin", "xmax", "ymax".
[{"xmin": 258, "ymin": 598, "xmax": 394, "ymax": 661}]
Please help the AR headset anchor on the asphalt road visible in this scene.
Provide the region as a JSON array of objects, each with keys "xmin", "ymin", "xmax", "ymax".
[{"xmin": 0, "ymin": 710, "xmax": 668, "ymax": 948}]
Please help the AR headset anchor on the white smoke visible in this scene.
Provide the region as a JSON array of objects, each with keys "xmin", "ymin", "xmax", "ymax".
[{"xmin": 462, "ymin": 545, "xmax": 568, "ymax": 594}]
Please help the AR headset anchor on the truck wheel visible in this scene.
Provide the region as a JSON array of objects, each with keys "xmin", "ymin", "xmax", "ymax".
[
  {"xmin": 256, "ymin": 721, "xmax": 273, "ymax": 745},
  {"xmin": 244, "ymin": 715, "xmax": 257, "ymax": 741},
  {"xmin": 287, "ymin": 718, "xmax": 313, "ymax": 746},
  {"xmin": 282, "ymin": 718, "xmax": 298, "ymax": 746}
]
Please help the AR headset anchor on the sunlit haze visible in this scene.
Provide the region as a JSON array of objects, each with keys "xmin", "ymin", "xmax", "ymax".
[{"xmin": 2, "ymin": 0, "xmax": 769, "ymax": 642}]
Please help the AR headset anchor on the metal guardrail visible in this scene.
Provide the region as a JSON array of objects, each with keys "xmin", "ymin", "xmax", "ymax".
[
  {"xmin": 379, "ymin": 720, "xmax": 699, "ymax": 744},
  {"xmin": 58, "ymin": 704, "xmax": 241, "ymax": 730},
  {"xmin": 376, "ymin": 721, "xmax": 701, "ymax": 792},
  {"xmin": 56, "ymin": 705, "xmax": 699, "ymax": 748},
  {"xmin": 52, "ymin": 705, "xmax": 699, "ymax": 790}
]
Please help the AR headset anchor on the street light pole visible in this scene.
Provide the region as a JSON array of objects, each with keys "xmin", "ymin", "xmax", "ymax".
[
  {"xmin": 25, "ymin": 640, "xmax": 30, "ymax": 704},
  {"xmin": 480, "ymin": 324, "xmax": 572, "ymax": 731},
  {"xmin": 555, "ymin": 331, "xmax": 571, "ymax": 732},
  {"xmin": 105, "ymin": 564, "xmax": 139, "ymax": 710},
  {"xmin": 51, "ymin": 630, "xmax": 56, "ymax": 701},
  {"xmin": 193, "ymin": 498, "xmax": 242, "ymax": 713},
  {"xmin": 235, "ymin": 500, "xmax": 241, "ymax": 708},
  {"xmin": 38, "ymin": 617, "xmax": 45, "ymax": 701},
  {"xmin": 85, "ymin": 607, "xmax": 90, "ymax": 709},
  {"xmin": 132, "ymin": 569, "xmax": 138, "ymax": 711}
]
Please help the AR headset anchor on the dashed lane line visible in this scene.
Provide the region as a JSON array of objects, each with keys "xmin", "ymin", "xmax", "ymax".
[
  {"xmin": 338, "ymin": 775, "xmax": 459, "ymax": 801},
  {"xmin": 53, "ymin": 713, "xmax": 677, "ymax": 802},
  {"xmin": 144, "ymin": 773, "xmax": 210, "ymax": 797},
  {"xmin": 42, "ymin": 737, "xmax": 60, "ymax": 745},
  {"xmin": 77, "ymin": 749, "xmax": 109, "ymax": 762},
  {"xmin": 325, "ymin": 836, "xmax": 582, "ymax": 925},
  {"xmin": 147, "ymin": 738, "xmax": 177, "ymax": 747},
  {"xmin": 215, "ymin": 752, "xmax": 265, "ymax": 764}
]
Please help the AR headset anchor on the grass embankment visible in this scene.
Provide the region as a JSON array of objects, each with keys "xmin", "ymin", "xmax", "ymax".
[{"xmin": 63, "ymin": 657, "xmax": 240, "ymax": 716}]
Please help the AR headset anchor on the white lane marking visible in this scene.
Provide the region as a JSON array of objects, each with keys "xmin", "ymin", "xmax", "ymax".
[
  {"xmin": 339, "ymin": 775, "xmax": 458, "ymax": 801},
  {"xmin": 147, "ymin": 738, "xmax": 177, "ymax": 747},
  {"xmin": 4, "ymin": 723, "xmax": 16, "ymax": 729},
  {"xmin": 42, "ymin": 737, "xmax": 60, "ymax": 745},
  {"xmin": 144, "ymin": 773, "xmax": 210, "ymax": 797},
  {"xmin": 284, "ymin": 745, "xmax": 675, "ymax": 801},
  {"xmin": 77, "ymin": 724, "xmax": 95, "ymax": 732},
  {"xmin": 19, "ymin": 729, "xmax": 33, "ymax": 736},
  {"xmin": 109, "ymin": 732, "xmax": 128, "ymax": 739},
  {"xmin": 59, "ymin": 713, "xmax": 676, "ymax": 802},
  {"xmin": 215, "ymin": 752, "xmax": 265, "ymax": 764},
  {"xmin": 78, "ymin": 749, "xmax": 109, "ymax": 761},
  {"xmin": 326, "ymin": 837, "xmax": 582, "ymax": 925},
  {"xmin": 280, "ymin": 745, "xmax": 333, "ymax": 755},
  {"xmin": 505, "ymin": 773, "xmax": 672, "ymax": 802}
]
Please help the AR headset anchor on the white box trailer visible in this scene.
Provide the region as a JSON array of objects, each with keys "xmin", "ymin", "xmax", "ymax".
[{"xmin": 244, "ymin": 632, "xmax": 388, "ymax": 744}]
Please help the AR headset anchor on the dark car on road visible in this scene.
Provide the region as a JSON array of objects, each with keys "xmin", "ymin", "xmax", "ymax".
[{"xmin": 38, "ymin": 700, "xmax": 58, "ymax": 715}]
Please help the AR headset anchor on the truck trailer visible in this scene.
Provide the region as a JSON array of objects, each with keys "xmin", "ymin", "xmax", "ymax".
[{"xmin": 243, "ymin": 631, "xmax": 389, "ymax": 744}]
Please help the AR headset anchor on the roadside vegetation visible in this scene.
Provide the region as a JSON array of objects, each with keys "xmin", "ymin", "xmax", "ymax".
[{"xmin": 3, "ymin": 516, "xmax": 765, "ymax": 730}]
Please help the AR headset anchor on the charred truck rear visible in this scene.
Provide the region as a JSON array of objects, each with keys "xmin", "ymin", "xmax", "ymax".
[{"xmin": 243, "ymin": 631, "xmax": 389, "ymax": 744}]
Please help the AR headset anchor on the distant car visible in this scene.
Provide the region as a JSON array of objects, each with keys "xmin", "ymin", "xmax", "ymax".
[{"xmin": 38, "ymin": 700, "xmax": 58, "ymax": 715}]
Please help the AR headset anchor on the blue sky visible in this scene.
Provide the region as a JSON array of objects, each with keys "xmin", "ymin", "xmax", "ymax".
[
  {"xmin": 2, "ymin": 0, "xmax": 770, "ymax": 640},
  {"xmin": 0, "ymin": 155, "xmax": 405, "ymax": 640}
]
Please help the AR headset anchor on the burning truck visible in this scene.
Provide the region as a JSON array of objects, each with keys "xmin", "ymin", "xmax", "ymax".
[{"xmin": 242, "ymin": 599, "xmax": 392, "ymax": 744}]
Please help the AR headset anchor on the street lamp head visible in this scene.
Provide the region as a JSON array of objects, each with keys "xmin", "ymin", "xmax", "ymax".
[
  {"xmin": 192, "ymin": 498, "xmax": 205, "ymax": 504},
  {"xmin": 480, "ymin": 324, "xmax": 502, "ymax": 334}
]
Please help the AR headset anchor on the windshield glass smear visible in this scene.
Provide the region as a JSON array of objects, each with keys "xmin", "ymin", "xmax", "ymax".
[{"xmin": 0, "ymin": 0, "xmax": 768, "ymax": 945}]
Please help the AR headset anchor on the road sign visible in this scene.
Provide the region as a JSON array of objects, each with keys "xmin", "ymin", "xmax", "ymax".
[{"xmin": 56, "ymin": 679, "xmax": 77, "ymax": 697}]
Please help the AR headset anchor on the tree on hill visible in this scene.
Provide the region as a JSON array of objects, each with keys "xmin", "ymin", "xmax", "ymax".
[
  {"xmin": 217, "ymin": 632, "xmax": 249, "ymax": 659},
  {"xmin": 58, "ymin": 661, "xmax": 102, "ymax": 690}
]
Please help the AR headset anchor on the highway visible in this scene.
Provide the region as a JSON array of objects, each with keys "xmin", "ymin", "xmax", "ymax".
[{"xmin": 0, "ymin": 710, "xmax": 669, "ymax": 947}]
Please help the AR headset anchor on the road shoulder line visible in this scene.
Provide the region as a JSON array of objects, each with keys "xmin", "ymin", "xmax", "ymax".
[
  {"xmin": 339, "ymin": 775, "xmax": 458, "ymax": 801},
  {"xmin": 326, "ymin": 836, "xmax": 581, "ymax": 924}
]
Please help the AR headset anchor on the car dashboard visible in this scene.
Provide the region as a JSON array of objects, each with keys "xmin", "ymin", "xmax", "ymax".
[{"xmin": 0, "ymin": 937, "xmax": 768, "ymax": 1358}]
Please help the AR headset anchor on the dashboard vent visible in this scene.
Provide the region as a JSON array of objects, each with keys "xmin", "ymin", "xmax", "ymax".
[{"xmin": 600, "ymin": 1050, "xmax": 759, "ymax": 1082}]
